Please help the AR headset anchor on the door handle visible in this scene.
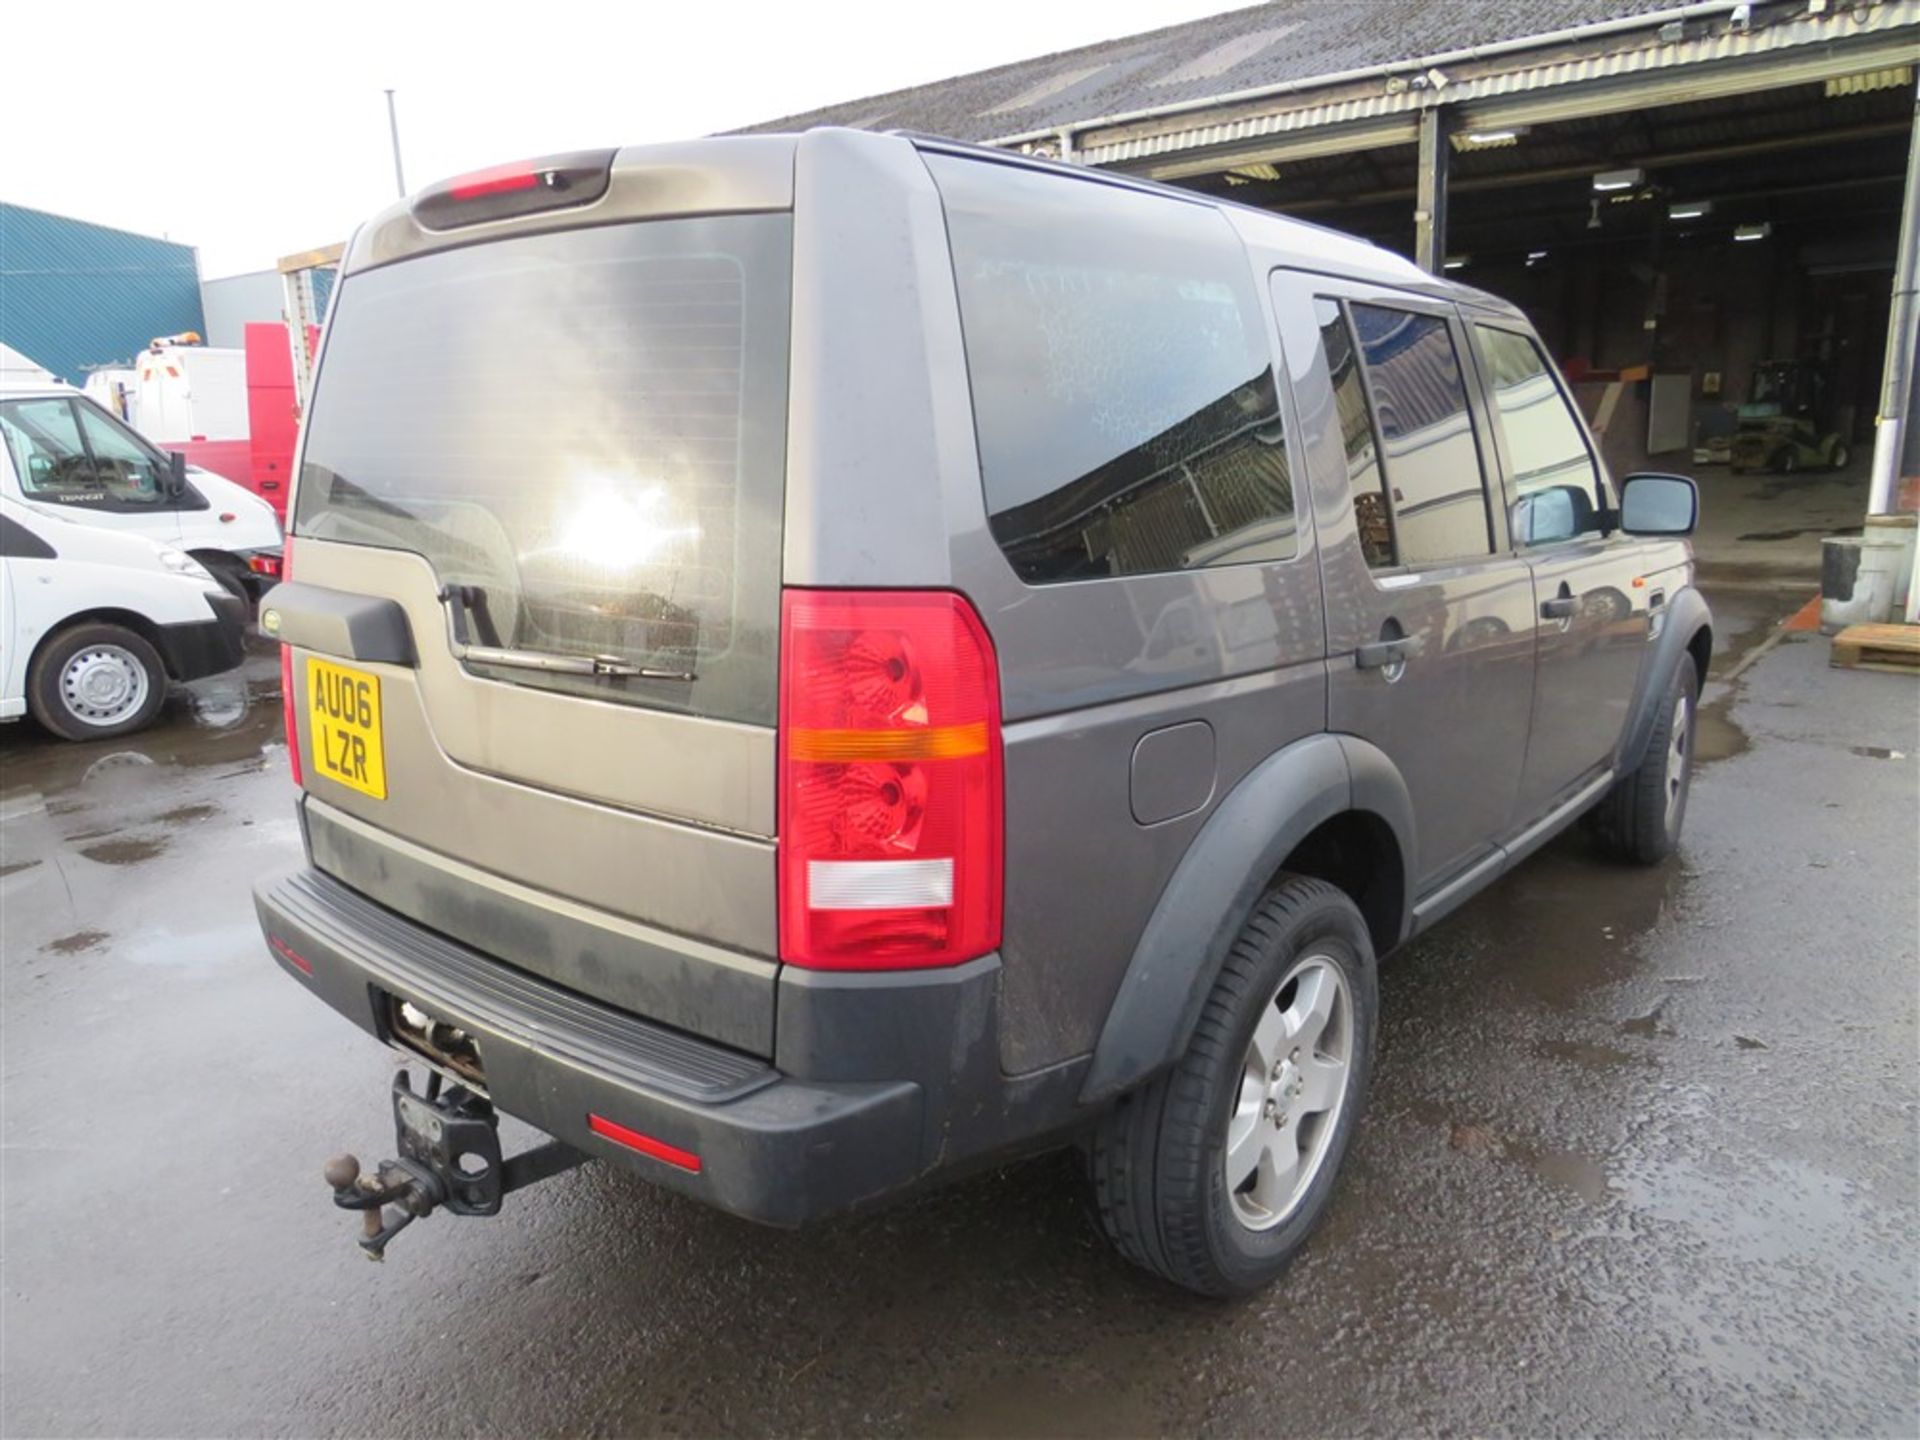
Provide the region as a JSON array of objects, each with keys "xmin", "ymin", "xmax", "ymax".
[
  {"xmin": 1355, "ymin": 637, "xmax": 1416, "ymax": 670},
  {"xmin": 1540, "ymin": 596, "xmax": 1577, "ymax": 619},
  {"xmin": 259, "ymin": 479, "xmax": 282, "ymax": 491}
]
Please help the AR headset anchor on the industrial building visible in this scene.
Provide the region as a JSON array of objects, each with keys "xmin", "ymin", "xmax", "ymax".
[
  {"xmin": 0, "ymin": 204, "xmax": 326, "ymax": 386},
  {"xmin": 746, "ymin": 0, "xmax": 1920, "ymax": 588},
  {"xmin": 0, "ymin": 203, "xmax": 206, "ymax": 386}
]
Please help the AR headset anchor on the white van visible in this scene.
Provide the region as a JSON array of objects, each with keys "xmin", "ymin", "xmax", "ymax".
[
  {"xmin": 0, "ymin": 381, "xmax": 282, "ymax": 602},
  {"xmin": 1, "ymin": 495, "xmax": 248, "ymax": 740}
]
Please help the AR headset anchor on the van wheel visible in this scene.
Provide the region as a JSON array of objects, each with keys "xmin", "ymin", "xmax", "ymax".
[
  {"xmin": 1085, "ymin": 876, "xmax": 1377, "ymax": 1297},
  {"xmin": 1591, "ymin": 661, "xmax": 1697, "ymax": 865},
  {"xmin": 27, "ymin": 623, "xmax": 169, "ymax": 741}
]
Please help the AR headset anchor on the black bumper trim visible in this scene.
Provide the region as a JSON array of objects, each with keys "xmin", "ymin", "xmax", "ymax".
[
  {"xmin": 265, "ymin": 869, "xmax": 773, "ymax": 1103},
  {"xmin": 255, "ymin": 867, "xmax": 930, "ymax": 1224},
  {"xmin": 156, "ymin": 594, "xmax": 247, "ymax": 680}
]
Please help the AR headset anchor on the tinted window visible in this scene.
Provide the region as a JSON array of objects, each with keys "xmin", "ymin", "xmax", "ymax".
[
  {"xmin": 929, "ymin": 156, "xmax": 1293, "ymax": 583},
  {"xmin": 295, "ymin": 215, "xmax": 792, "ymax": 726},
  {"xmin": 1349, "ymin": 304, "xmax": 1492, "ymax": 566},
  {"xmin": 1314, "ymin": 299, "xmax": 1395, "ymax": 568},
  {"xmin": 0, "ymin": 397, "xmax": 168, "ymax": 509},
  {"xmin": 1476, "ymin": 326, "xmax": 1604, "ymax": 546}
]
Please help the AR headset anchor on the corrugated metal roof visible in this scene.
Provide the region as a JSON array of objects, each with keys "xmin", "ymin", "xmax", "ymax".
[
  {"xmin": 735, "ymin": 0, "xmax": 1714, "ymax": 143},
  {"xmin": 0, "ymin": 204, "xmax": 205, "ymax": 386}
]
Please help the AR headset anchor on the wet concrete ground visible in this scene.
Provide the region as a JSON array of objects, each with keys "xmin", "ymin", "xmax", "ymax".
[{"xmin": 3, "ymin": 583, "xmax": 1916, "ymax": 1438}]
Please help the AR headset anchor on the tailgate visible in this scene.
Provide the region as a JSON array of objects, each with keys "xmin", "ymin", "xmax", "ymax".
[{"xmin": 276, "ymin": 155, "xmax": 793, "ymax": 1053}]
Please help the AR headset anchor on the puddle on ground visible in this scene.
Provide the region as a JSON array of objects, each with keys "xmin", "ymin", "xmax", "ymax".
[
  {"xmin": 1618, "ymin": 998, "xmax": 1672, "ymax": 1038},
  {"xmin": 78, "ymin": 837, "xmax": 168, "ymax": 866},
  {"xmin": 1693, "ymin": 692, "xmax": 1751, "ymax": 764},
  {"xmin": 0, "ymin": 858, "xmax": 42, "ymax": 878},
  {"xmin": 155, "ymin": 804, "xmax": 218, "ymax": 824},
  {"xmin": 44, "ymin": 930, "xmax": 109, "ymax": 955},
  {"xmin": 1537, "ymin": 1038, "xmax": 1645, "ymax": 1070},
  {"xmin": 1431, "ymin": 1111, "xmax": 1619, "ymax": 1207},
  {"xmin": 1510, "ymin": 1142, "xmax": 1616, "ymax": 1206}
]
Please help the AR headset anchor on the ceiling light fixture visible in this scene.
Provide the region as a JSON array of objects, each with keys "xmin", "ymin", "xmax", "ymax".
[
  {"xmin": 1593, "ymin": 167, "xmax": 1646, "ymax": 192},
  {"xmin": 1668, "ymin": 200, "xmax": 1713, "ymax": 221},
  {"xmin": 1450, "ymin": 125, "xmax": 1529, "ymax": 152},
  {"xmin": 1733, "ymin": 222, "xmax": 1773, "ymax": 242}
]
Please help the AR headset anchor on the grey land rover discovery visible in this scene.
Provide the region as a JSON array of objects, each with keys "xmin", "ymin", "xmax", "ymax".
[{"xmin": 256, "ymin": 128, "xmax": 1709, "ymax": 1296}]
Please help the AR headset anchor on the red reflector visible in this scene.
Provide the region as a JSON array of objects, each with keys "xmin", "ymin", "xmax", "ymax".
[
  {"xmin": 447, "ymin": 164, "xmax": 542, "ymax": 200},
  {"xmin": 588, "ymin": 1114, "xmax": 702, "ymax": 1172},
  {"xmin": 269, "ymin": 935, "xmax": 312, "ymax": 975},
  {"xmin": 248, "ymin": 552, "xmax": 281, "ymax": 577},
  {"xmin": 279, "ymin": 641, "xmax": 302, "ymax": 788},
  {"xmin": 778, "ymin": 589, "xmax": 1003, "ymax": 971}
]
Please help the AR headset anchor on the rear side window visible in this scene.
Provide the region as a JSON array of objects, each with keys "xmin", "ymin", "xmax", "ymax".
[
  {"xmin": 1312, "ymin": 299, "xmax": 1395, "ymax": 568},
  {"xmin": 1474, "ymin": 325, "xmax": 1605, "ymax": 546},
  {"xmin": 1348, "ymin": 303, "xmax": 1493, "ymax": 566},
  {"xmin": 928, "ymin": 156, "xmax": 1293, "ymax": 584},
  {"xmin": 295, "ymin": 215, "xmax": 792, "ymax": 725}
]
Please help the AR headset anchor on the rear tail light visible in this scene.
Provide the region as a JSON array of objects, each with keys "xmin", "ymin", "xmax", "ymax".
[
  {"xmin": 280, "ymin": 643, "xmax": 302, "ymax": 788},
  {"xmin": 778, "ymin": 590, "xmax": 1003, "ymax": 970},
  {"xmin": 276, "ymin": 540, "xmax": 301, "ymax": 788},
  {"xmin": 248, "ymin": 552, "xmax": 282, "ymax": 578},
  {"xmin": 412, "ymin": 149, "xmax": 616, "ymax": 230}
]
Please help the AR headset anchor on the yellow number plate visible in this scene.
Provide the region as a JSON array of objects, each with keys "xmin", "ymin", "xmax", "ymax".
[{"xmin": 307, "ymin": 657, "xmax": 387, "ymax": 799}]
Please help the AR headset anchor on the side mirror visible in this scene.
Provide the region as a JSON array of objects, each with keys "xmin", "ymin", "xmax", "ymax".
[
  {"xmin": 166, "ymin": 450, "xmax": 188, "ymax": 497},
  {"xmin": 1618, "ymin": 473, "xmax": 1698, "ymax": 536}
]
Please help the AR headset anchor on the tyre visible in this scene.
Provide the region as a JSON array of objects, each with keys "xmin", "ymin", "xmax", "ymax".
[
  {"xmin": 27, "ymin": 623, "xmax": 170, "ymax": 741},
  {"xmin": 1086, "ymin": 876, "xmax": 1378, "ymax": 1297},
  {"xmin": 1590, "ymin": 661, "xmax": 1698, "ymax": 865},
  {"xmin": 1828, "ymin": 442, "xmax": 1850, "ymax": 472},
  {"xmin": 1773, "ymin": 447, "xmax": 1799, "ymax": 475}
]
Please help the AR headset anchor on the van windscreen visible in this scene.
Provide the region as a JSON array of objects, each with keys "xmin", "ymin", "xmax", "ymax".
[{"xmin": 294, "ymin": 215, "xmax": 792, "ymax": 725}]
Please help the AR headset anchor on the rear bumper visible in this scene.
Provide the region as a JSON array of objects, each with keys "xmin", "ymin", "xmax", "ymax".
[
  {"xmin": 255, "ymin": 867, "xmax": 1066, "ymax": 1225},
  {"xmin": 157, "ymin": 593, "xmax": 248, "ymax": 680}
]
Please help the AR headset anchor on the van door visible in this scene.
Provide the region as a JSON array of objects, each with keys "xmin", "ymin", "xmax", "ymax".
[
  {"xmin": 1269, "ymin": 273, "xmax": 1535, "ymax": 894},
  {"xmin": 1466, "ymin": 321, "xmax": 1654, "ymax": 818}
]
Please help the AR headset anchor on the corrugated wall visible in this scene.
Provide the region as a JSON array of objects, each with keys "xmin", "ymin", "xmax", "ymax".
[{"xmin": 0, "ymin": 203, "xmax": 206, "ymax": 385}]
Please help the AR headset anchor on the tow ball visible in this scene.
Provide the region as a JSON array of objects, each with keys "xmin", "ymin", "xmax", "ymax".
[{"xmin": 325, "ymin": 1069, "xmax": 585, "ymax": 1260}]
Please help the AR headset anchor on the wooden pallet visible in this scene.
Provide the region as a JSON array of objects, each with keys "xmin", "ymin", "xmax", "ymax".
[{"xmin": 1831, "ymin": 623, "xmax": 1920, "ymax": 675}]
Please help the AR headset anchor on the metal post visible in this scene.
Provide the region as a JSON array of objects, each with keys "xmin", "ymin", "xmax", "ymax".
[
  {"xmin": 1415, "ymin": 107, "xmax": 1450, "ymax": 275},
  {"xmin": 285, "ymin": 268, "xmax": 317, "ymax": 414},
  {"xmin": 1867, "ymin": 75, "xmax": 1920, "ymax": 517},
  {"xmin": 385, "ymin": 89, "xmax": 407, "ymax": 198}
]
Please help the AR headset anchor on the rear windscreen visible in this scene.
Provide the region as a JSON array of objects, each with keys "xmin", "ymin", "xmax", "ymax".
[{"xmin": 294, "ymin": 215, "xmax": 792, "ymax": 725}]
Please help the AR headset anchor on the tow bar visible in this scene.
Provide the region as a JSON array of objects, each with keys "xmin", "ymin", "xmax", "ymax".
[{"xmin": 325, "ymin": 1069, "xmax": 586, "ymax": 1260}]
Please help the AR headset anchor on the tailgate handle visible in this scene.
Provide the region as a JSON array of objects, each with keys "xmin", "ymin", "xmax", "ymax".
[{"xmin": 259, "ymin": 581, "xmax": 416, "ymax": 666}]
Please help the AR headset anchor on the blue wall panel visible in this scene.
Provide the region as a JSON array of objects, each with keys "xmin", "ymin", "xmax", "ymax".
[{"xmin": 0, "ymin": 203, "xmax": 206, "ymax": 385}]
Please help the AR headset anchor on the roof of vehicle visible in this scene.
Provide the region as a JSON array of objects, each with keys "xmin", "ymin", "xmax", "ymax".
[
  {"xmin": 344, "ymin": 129, "xmax": 1515, "ymax": 319},
  {"xmin": 906, "ymin": 132, "xmax": 1521, "ymax": 315},
  {"xmin": 0, "ymin": 381, "xmax": 80, "ymax": 399}
]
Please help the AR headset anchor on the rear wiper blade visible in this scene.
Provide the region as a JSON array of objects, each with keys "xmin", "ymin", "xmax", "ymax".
[{"xmin": 438, "ymin": 586, "xmax": 696, "ymax": 682}]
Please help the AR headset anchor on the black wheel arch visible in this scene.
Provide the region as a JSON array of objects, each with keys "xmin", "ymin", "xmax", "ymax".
[
  {"xmin": 26, "ymin": 608, "xmax": 176, "ymax": 684},
  {"xmin": 1616, "ymin": 585, "xmax": 1713, "ymax": 776},
  {"xmin": 1078, "ymin": 732, "xmax": 1412, "ymax": 1105}
]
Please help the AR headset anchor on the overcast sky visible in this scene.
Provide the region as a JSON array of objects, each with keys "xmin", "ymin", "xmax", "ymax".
[{"xmin": 5, "ymin": 0, "xmax": 1234, "ymax": 278}]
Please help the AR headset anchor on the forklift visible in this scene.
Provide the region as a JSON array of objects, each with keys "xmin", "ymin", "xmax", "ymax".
[{"xmin": 1728, "ymin": 358, "xmax": 1852, "ymax": 474}]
